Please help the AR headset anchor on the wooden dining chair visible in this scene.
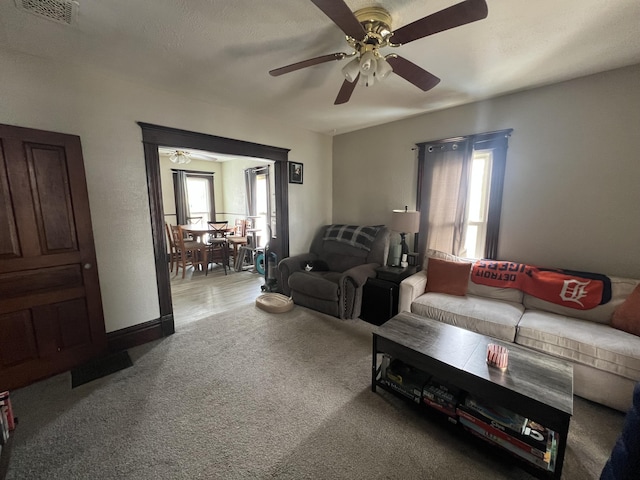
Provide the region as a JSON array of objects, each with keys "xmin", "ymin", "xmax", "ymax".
[
  {"xmin": 165, "ymin": 223, "xmax": 180, "ymax": 272},
  {"xmin": 234, "ymin": 219, "xmax": 247, "ymax": 236},
  {"xmin": 170, "ymin": 224, "xmax": 208, "ymax": 278},
  {"xmin": 206, "ymin": 222, "xmax": 231, "ymax": 274},
  {"xmin": 207, "ymin": 221, "xmax": 229, "ymax": 239},
  {"xmin": 207, "ymin": 237, "xmax": 229, "ymax": 275},
  {"xmin": 227, "ymin": 219, "xmax": 248, "ymax": 267}
]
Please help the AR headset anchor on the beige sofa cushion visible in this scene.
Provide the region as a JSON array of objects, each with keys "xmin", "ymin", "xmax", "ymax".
[
  {"xmin": 467, "ymin": 281, "xmax": 525, "ymax": 304},
  {"xmin": 516, "ymin": 310, "xmax": 640, "ymax": 381},
  {"xmin": 522, "ymin": 276, "xmax": 640, "ymax": 324},
  {"xmin": 411, "ymin": 292, "xmax": 523, "ymax": 342},
  {"xmin": 425, "ymin": 249, "xmax": 523, "ymax": 304},
  {"xmin": 611, "ymin": 284, "xmax": 640, "ymax": 336}
]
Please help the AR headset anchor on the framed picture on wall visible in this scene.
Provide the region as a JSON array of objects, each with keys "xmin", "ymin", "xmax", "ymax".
[{"xmin": 289, "ymin": 162, "xmax": 303, "ymax": 184}]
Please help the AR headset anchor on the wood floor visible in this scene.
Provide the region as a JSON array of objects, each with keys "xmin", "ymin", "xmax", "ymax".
[{"xmin": 170, "ymin": 263, "xmax": 266, "ymax": 328}]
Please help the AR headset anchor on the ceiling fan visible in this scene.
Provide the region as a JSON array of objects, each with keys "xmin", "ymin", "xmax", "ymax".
[
  {"xmin": 269, "ymin": 0, "xmax": 488, "ymax": 105},
  {"xmin": 159, "ymin": 148, "xmax": 221, "ymax": 164}
]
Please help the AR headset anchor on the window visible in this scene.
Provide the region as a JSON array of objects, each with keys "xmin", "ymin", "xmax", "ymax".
[
  {"xmin": 253, "ymin": 172, "xmax": 268, "ymax": 247},
  {"xmin": 186, "ymin": 175, "xmax": 213, "ymax": 224},
  {"xmin": 464, "ymin": 150, "xmax": 493, "ymax": 259},
  {"xmin": 245, "ymin": 165, "xmax": 271, "ymax": 248},
  {"xmin": 416, "ymin": 129, "xmax": 512, "ymax": 261},
  {"xmin": 172, "ymin": 170, "xmax": 215, "ymax": 226}
]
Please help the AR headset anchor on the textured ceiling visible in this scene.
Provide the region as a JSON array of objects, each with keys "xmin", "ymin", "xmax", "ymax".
[{"xmin": 1, "ymin": 0, "xmax": 639, "ymax": 135}]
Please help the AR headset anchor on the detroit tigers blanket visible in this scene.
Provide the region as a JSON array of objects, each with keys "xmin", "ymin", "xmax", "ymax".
[{"xmin": 471, "ymin": 260, "xmax": 611, "ymax": 310}]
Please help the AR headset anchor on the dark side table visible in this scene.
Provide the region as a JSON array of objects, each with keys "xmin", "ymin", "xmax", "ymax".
[{"xmin": 360, "ymin": 265, "xmax": 417, "ymax": 326}]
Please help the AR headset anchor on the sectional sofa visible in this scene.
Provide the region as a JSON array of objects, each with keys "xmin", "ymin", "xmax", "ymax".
[{"xmin": 398, "ymin": 250, "xmax": 640, "ymax": 412}]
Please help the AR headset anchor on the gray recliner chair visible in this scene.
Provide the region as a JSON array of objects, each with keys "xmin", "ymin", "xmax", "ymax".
[{"xmin": 278, "ymin": 224, "xmax": 390, "ymax": 319}]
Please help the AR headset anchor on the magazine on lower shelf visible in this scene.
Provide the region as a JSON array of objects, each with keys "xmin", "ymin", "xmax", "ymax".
[
  {"xmin": 457, "ymin": 407, "xmax": 555, "ymax": 462},
  {"xmin": 462, "ymin": 395, "xmax": 553, "ymax": 452},
  {"xmin": 460, "ymin": 417, "xmax": 557, "ymax": 472},
  {"xmin": 463, "ymin": 394, "xmax": 528, "ymax": 433}
]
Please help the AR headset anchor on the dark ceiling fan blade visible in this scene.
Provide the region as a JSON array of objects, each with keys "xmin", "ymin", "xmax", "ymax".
[
  {"xmin": 391, "ymin": 0, "xmax": 488, "ymax": 45},
  {"xmin": 269, "ymin": 53, "xmax": 346, "ymax": 76},
  {"xmin": 309, "ymin": 0, "xmax": 366, "ymax": 40},
  {"xmin": 334, "ymin": 77, "xmax": 358, "ymax": 105},
  {"xmin": 387, "ymin": 56, "xmax": 440, "ymax": 91}
]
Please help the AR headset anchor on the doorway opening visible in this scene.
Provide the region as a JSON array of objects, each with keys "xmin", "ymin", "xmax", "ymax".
[
  {"xmin": 139, "ymin": 122, "xmax": 290, "ymax": 337},
  {"xmin": 159, "ymin": 147, "xmax": 277, "ymax": 327}
]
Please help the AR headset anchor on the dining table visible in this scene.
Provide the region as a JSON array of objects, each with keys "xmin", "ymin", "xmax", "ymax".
[
  {"xmin": 181, "ymin": 223, "xmax": 232, "ymax": 242},
  {"xmin": 180, "ymin": 223, "xmax": 236, "ymax": 271},
  {"xmin": 180, "ymin": 223, "xmax": 211, "ymax": 243}
]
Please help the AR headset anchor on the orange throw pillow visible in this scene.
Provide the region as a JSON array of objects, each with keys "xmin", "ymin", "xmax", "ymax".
[
  {"xmin": 425, "ymin": 257, "xmax": 472, "ymax": 296},
  {"xmin": 611, "ymin": 284, "xmax": 640, "ymax": 337}
]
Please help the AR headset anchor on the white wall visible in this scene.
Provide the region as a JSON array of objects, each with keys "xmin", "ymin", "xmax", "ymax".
[
  {"xmin": 333, "ymin": 64, "xmax": 640, "ymax": 279},
  {"xmin": 0, "ymin": 48, "xmax": 332, "ymax": 333}
]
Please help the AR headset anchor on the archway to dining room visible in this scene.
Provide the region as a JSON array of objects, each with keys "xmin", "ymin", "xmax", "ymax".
[
  {"xmin": 159, "ymin": 147, "xmax": 275, "ymax": 327},
  {"xmin": 139, "ymin": 122, "xmax": 290, "ymax": 334}
]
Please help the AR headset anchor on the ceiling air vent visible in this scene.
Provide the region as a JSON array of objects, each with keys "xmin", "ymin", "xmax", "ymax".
[{"xmin": 14, "ymin": 0, "xmax": 79, "ymax": 26}]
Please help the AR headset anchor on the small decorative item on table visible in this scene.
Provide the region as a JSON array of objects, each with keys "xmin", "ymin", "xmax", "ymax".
[{"xmin": 486, "ymin": 343, "xmax": 509, "ymax": 370}]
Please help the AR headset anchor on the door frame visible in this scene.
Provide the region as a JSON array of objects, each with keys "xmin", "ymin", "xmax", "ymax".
[{"xmin": 138, "ymin": 122, "xmax": 290, "ymax": 337}]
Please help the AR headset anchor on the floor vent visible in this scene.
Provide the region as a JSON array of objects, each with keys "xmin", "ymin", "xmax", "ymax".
[{"xmin": 14, "ymin": 0, "xmax": 79, "ymax": 26}]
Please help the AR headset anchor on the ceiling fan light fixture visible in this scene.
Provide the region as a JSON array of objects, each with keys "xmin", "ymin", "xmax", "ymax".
[
  {"xmin": 376, "ymin": 55, "xmax": 393, "ymax": 80},
  {"xmin": 341, "ymin": 57, "xmax": 360, "ymax": 83},
  {"xmin": 358, "ymin": 50, "xmax": 377, "ymax": 75},
  {"xmin": 358, "ymin": 72, "xmax": 375, "ymax": 87},
  {"xmin": 169, "ymin": 150, "xmax": 192, "ymax": 165}
]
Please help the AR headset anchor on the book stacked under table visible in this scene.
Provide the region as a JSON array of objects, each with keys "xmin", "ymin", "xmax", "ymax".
[
  {"xmin": 379, "ymin": 356, "xmax": 429, "ymax": 404},
  {"xmin": 379, "ymin": 355, "xmax": 558, "ymax": 473},
  {"xmin": 0, "ymin": 391, "xmax": 15, "ymax": 455}
]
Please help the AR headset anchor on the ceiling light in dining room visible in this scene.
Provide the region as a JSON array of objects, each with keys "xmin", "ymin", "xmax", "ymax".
[{"xmin": 169, "ymin": 150, "xmax": 192, "ymax": 164}]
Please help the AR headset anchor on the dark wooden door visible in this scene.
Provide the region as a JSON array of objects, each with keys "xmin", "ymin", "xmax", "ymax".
[{"xmin": 0, "ymin": 124, "xmax": 107, "ymax": 390}]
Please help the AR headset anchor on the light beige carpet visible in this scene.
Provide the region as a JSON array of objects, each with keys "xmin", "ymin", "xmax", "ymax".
[{"xmin": 5, "ymin": 304, "xmax": 625, "ymax": 479}]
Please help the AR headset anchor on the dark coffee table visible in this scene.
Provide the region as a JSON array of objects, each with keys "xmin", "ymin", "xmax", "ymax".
[{"xmin": 372, "ymin": 312, "xmax": 573, "ymax": 479}]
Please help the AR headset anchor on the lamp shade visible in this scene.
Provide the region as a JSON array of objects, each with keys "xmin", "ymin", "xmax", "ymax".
[
  {"xmin": 391, "ymin": 209, "xmax": 420, "ymax": 233},
  {"xmin": 358, "ymin": 73, "xmax": 375, "ymax": 87},
  {"xmin": 376, "ymin": 56, "xmax": 393, "ymax": 80},
  {"xmin": 341, "ymin": 57, "xmax": 360, "ymax": 83},
  {"xmin": 358, "ymin": 51, "xmax": 377, "ymax": 75}
]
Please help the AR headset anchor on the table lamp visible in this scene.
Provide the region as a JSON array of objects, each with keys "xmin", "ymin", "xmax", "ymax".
[{"xmin": 391, "ymin": 206, "xmax": 420, "ymax": 267}]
